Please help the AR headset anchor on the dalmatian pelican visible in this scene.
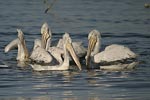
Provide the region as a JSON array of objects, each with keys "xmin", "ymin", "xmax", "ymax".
[
  {"xmin": 30, "ymin": 22, "xmax": 53, "ymax": 63},
  {"xmin": 33, "ymin": 22, "xmax": 64, "ymax": 64},
  {"xmin": 30, "ymin": 33, "xmax": 82, "ymax": 71},
  {"xmin": 4, "ymin": 29, "xmax": 30, "ymax": 62},
  {"xmin": 4, "ymin": 28, "xmax": 52, "ymax": 63},
  {"xmin": 85, "ymin": 30, "xmax": 137, "ymax": 68}
]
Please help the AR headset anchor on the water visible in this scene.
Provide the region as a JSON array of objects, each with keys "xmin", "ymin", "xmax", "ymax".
[{"xmin": 0, "ymin": 0, "xmax": 150, "ymax": 99}]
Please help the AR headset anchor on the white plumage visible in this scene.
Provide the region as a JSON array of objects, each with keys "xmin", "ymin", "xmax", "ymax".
[{"xmin": 94, "ymin": 44, "xmax": 137, "ymax": 63}]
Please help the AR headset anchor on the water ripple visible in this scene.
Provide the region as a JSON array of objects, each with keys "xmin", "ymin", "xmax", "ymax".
[{"xmin": 0, "ymin": 0, "xmax": 150, "ymax": 99}]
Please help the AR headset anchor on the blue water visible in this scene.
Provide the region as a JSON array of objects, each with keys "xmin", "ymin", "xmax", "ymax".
[{"xmin": 0, "ymin": 0, "xmax": 150, "ymax": 99}]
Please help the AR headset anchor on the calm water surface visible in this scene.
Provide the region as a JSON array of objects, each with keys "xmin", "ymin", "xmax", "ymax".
[{"xmin": 0, "ymin": 0, "xmax": 150, "ymax": 100}]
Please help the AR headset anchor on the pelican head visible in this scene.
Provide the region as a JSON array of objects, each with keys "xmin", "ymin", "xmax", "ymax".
[
  {"xmin": 41, "ymin": 22, "xmax": 52, "ymax": 50},
  {"xmin": 85, "ymin": 30, "xmax": 101, "ymax": 67},
  {"xmin": 16, "ymin": 29, "xmax": 29, "ymax": 61},
  {"xmin": 17, "ymin": 29, "xmax": 25, "ymax": 43},
  {"xmin": 63, "ymin": 33, "xmax": 82, "ymax": 70}
]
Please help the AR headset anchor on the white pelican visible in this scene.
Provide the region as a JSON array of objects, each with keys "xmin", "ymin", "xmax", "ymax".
[
  {"xmin": 5, "ymin": 29, "xmax": 29, "ymax": 62},
  {"xmin": 86, "ymin": 30, "xmax": 137, "ymax": 68},
  {"xmin": 30, "ymin": 22, "xmax": 53, "ymax": 63},
  {"xmin": 37, "ymin": 22, "xmax": 64, "ymax": 64},
  {"xmin": 5, "ymin": 29, "xmax": 52, "ymax": 63},
  {"xmin": 30, "ymin": 33, "xmax": 82, "ymax": 71}
]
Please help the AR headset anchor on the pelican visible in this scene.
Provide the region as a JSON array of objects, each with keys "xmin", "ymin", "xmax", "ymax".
[
  {"xmin": 5, "ymin": 29, "xmax": 29, "ymax": 62},
  {"xmin": 5, "ymin": 29, "xmax": 52, "ymax": 63},
  {"xmin": 86, "ymin": 30, "xmax": 137, "ymax": 68},
  {"xmin": 36, "ymin": 22, "xmax": 64, "ymax": 64},
  {"xmin": 30, "ymin": 22, "xmax": 53, "ymax": 63},
  {"xmin": 30, "ymin": 33, "xmax": 82, "ymax": 71}
]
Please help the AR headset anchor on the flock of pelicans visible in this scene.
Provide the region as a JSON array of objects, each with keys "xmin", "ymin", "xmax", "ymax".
[{"xmin": 4, "ymin": 22, "xmax": 138, "ymax": 71}]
